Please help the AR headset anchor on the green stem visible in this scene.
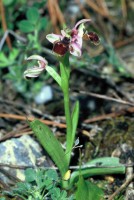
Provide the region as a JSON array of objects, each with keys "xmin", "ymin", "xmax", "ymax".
[
  {"xmin": 63, "ymin": 85, "xmax": 72, "ymax": 161},
  {"xmin": 59, "ymin": 57, "xmax": 73, "ymax": 166},
  {"xmin": 34, "ymin": 29, "xmax": 38, "ymax": 42}
]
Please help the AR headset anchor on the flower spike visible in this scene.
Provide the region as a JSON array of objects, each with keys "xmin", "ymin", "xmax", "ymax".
[{"xmin": 46, "ymin": 18, "xmax": 100, "ymax": 57}]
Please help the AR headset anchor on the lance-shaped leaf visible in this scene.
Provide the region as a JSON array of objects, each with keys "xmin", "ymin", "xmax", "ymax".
[
  {"xmin": 46, "ymin": 66, "xmax": 61, "ymax": 87},
  {"xmin": 30, "ymin": 120, "xmax": 68, "ymax": 177},
  {"xmin": 70, "ymin": 157, "xmax": 125, "ymax": 187},
  {"xmin": 71, "ymin": 101, "xmax": 79, "ymax": 147},
  {"xmin": 75, "ymin": 176, "xmax": 104, "ymax": 200}
]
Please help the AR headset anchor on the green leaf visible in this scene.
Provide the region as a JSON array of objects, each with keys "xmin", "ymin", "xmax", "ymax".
[
  {"xmin": 0, "ymin": 49, "xmax": 18, "ymax": 68},
  {"xmin": 14, "ymin": 182, "xmax": 31, "ymax": 193},
  {"xmin": 86, "ymin": 157, "xmax": 125, "ymax": 168},
  {"xmin": 45, "ymin": 179, "xmax": 53, "ymax": 189},
  {"xmin": 0, "ymin": 52, "xmax": 9, "ymax": 67},
  {"xmin": 30, "ymin": 120, "xmax": 68, "ymax": 177},
  {"xmin": 71, "ymin": 101, "xmax": 79, "ymax": 147},
  {"xmin": 60, "ymin": 190, "xmax": 68, "ymax": 199},
  {"xmin": 39, "ymin": 17, "xmax": 48, "ymax": 30},
  {"xmin": 59, "ymin": 53, "xmax": 70, "ymax": 81},
  {"xmin": 8, "ymin": 48, "xmax": 19, "ymax": 61},
  {"xmin": 18, "ymin": 20, "xmax": 35, "ymax": 33},
  {"xmin": 35, "ymin": 169, "xmax": 48, "ymax": 189},
  {"xmin": 0, "ymin": 52, "xmax": 7, "ymax": 62},
  {"xmin": 46, "ymin": 66, "xmax": 61, "ymax": 87},
  {"xmin": 75, "ymin": 176, "xmax": 104, "ymax": 200},
  {"xmin": 26, "ymin": 7, "xmax": 40, "ymax": 24},
  {"xmin": 25, "ymin": 168, "xmax": 36, "ymax": 182},
  {"xmin": 49, "ymin": 187, "xmax": 68, "ymax": 200},
  {"xmin": 70, "ymin": 157, "xmax": 125, "ymax": 188},
  {"xmin": 45, "ymin": 169, "xmax": 59, "ymax": 181},
  {"xmin": 60, "ymin": 62, "xmax": 69, "ymax": 92},
  {"xmin": 3, "ymin": 0, "xmax": 14, "ymax": 6}
]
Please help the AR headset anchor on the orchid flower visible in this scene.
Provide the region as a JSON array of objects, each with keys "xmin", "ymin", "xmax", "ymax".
[
  {"xmin": 46, "ymin": 19, "xmax": 100, "ymax": 57},
  {"xmin": 24, "ymin": 19, "xmax": 100, "ymax": 78},
  {"xmin": 24, "ymin": 55, "xmax": 48, "ymax": 78}
]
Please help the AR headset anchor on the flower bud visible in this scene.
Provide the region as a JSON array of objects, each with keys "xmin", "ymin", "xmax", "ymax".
[{"xmin": 24, "ymin": 55, "xmax": 47, "ymax": 78}]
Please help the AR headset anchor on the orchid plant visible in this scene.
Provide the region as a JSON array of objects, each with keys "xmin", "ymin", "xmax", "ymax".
[
  {"xmin": 24, "ymin": 19, "xmax": 125, "ymax": 193},
  {"xmin": 24, "ymin": 19, "xmax": 100, "ymax": 169}
]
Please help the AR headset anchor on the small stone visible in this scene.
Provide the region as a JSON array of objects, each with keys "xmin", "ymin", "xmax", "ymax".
[
  {"xmin": 34, "ymin": 85, "xmax": 53, "ymax": 104},
  {"xmin": 0, "ymin": 135, "xmax": 48, "ymax": 184}
]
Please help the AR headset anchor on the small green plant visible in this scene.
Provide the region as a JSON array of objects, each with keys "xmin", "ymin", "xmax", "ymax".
[
  {"xmin": 18, "ymin": 6, "xmax": 48, "ymax": 50},
  {"xmin": 0, "ymin": 5, "xmax": 48, "ymax": 97},
  {"xmin": 24, "ymin": 19, "xmax": 100, "ymax": 177},
  {"xmin": 6, "ymin": 168, "xmax": 73, "ymax": 200}
]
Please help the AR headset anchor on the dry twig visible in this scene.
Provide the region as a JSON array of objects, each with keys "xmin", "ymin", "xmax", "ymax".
[
  {"xmin": 84, "ymin": 106, "xmax": 134, "ymax": 123},
  {"xmin": 108, "ymin": 174, "xmax": 134, "ymax": 200},
  {"xmin": 0, "ymin": 0, "xmax": 12, "ymax": 49},
  {"xmin": 0, "ymin": 113, "xmax": 66, "ymax": 128},
  {"xmin": 47, "ymin": 0, "xmax": 65, "ymax": 33},
  {"xmin": 79, "ymin": 90, "xmax": 134, "ymax": 106}
]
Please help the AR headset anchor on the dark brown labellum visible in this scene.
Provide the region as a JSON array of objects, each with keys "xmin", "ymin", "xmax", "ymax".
[
  {"xmin": 83, "ymin": 32, "xmax": 100, "ymax": 45},
  {"xmin": 53, "ymin": 37, "xmax": 70, "ymax": 56}
]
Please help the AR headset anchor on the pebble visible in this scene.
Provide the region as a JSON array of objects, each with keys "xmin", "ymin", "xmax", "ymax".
[
  {"xmin": 34, "ymin": 85, "xmax": 53, "ymax": 104},
  {"xmin": 0, "ymin": 135, "xmax": 47, "ymax": 184}
]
